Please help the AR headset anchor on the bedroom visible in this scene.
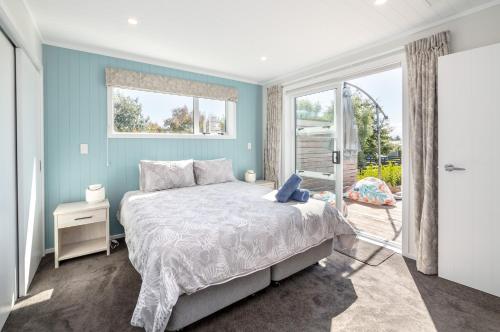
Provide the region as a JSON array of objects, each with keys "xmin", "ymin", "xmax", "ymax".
[{"xmin": 0, "ymin": 0, "xmax": 499, "ymax": 331}]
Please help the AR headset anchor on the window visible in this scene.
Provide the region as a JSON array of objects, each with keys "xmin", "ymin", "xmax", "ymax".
[
  {"xmin": 295, "ymin": 90, "xmax": 335, "ymax": 123},
  {"xmin": 199, "ymin": 98, "xmax": 226, "ymax": 135},
  {"xmin": 108, "ymin": 87, "xmax": 236, "ymax": 138}
]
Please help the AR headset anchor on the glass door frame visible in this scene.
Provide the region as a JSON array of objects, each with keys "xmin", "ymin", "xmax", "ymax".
[
  {"xmin": 280, "ymin": 54, "xmax": 409, "ymax": 257},
  {"xmin": 282, "ymin": 81, "xmax": 344, "ymax": 212}
]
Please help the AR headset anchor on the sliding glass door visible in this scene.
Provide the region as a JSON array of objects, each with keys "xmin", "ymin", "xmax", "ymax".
[{"xmin": 293, "ymin": 84, "xmax": 343, "ymax": 211}]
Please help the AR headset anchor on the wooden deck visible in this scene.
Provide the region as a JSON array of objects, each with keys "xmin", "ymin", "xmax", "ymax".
[
  {"xmin": 301, "ymin": 174, "xmax": 402, "ymax": 245},
  {"xmin": 345, "ymin": 199, "xmax": 402, "ymax": 244}
]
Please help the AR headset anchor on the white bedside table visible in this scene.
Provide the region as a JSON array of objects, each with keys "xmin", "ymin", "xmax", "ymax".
[
  {"xmin": 254, "ymin": 180, "xmax": 276, "ymax": 189},
  {"xmin": 53, "ymin": 199, "xmax": 110, "ymax": 268}
]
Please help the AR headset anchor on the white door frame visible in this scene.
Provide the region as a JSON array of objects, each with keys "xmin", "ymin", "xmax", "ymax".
[
  {"xmin": 283, "ymin": 82, "xmax": 343, "ymax": 210},
  {"xmin": 280, "ymin": 52, "xmax": 413, "ymax": 258}
]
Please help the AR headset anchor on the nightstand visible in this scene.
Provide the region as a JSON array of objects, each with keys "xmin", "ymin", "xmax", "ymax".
[
  {"xmin": 53, "ymin": 199, "xmax": 110, "ymax": 268},
  {"xmin": 254, "ymin": 180, "xmax": 276, "ymax": 189}
]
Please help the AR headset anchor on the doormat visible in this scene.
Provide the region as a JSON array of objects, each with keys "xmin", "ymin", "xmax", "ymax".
[{"xmin": 334, "ymin": 238, "xmax": 395, "ymax": 266}]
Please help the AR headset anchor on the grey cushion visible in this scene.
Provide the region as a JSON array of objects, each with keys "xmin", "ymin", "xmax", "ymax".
[
  {"xmin": 139, "ymin": 159, "xmax": 196, "ymax": 192},
  {"xmin": 193, "ymin": 159, "xmax": 236, "ymax": 185}
]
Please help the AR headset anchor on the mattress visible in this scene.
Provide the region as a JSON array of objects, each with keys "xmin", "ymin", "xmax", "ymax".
[{"xmin": 119, "ymin": 181, "xmax": 355, "ymax": 332}]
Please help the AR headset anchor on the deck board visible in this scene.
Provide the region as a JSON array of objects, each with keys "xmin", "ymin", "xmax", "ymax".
[{"xmin": 345, "ymin": 199, "xmax": 402, "ymax": 244}]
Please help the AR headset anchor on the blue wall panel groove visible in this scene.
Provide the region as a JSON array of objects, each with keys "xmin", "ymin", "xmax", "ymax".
[{"xmin": 43, "ymin": 45, "xmax": 263, "ymax": 249}]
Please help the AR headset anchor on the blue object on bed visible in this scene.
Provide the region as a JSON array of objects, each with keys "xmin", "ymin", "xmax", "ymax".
[
  {"xmin": 290, "ymin": 189, "xmax": 309, "ymax": 202},
  {"xmin": 276, "ymin": 174, "xmax": 302, "ymax": 203}
]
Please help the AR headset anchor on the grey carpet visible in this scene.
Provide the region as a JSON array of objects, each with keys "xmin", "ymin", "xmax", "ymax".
[
  {"xmin": 3, "ymin": 239, "xmax": 500, "ymax": 332},
  {"xmin": 334, "ymin": 238, "xmax": 395, "ymax": 266}
]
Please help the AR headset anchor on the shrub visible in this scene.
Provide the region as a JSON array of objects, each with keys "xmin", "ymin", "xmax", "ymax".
[{"xmin": 357, "ymin": 163, "xmax": 402, "ymax": 187}]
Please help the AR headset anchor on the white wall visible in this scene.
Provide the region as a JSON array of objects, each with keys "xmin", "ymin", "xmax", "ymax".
[
  {"xmin": 265, "ymin": 4, "xmax": 500, "ymax": 259},
  {"xmin": 0, "ymin": 0, "xmax": 42, "ymax": 69}
]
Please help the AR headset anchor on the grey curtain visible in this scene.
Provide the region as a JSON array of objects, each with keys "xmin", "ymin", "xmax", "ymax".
[
  {"xmin": 264, "ymin": 85, "xmax": 283, "ymax": 185},
  {"xmin": 405, "ymin": 31, "xmax": 450, "ymax": 275}
]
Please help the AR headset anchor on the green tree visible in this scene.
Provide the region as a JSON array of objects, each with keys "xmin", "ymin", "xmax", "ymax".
[
  {"xmin": 163, "ymin": 105, "xmax": 193, "ymax": 133},
  {"xmin": 297, "ymin": 99, "xmax": 336, "ymax": 122},
  {"xmin": 296, "ymin": 99, "xmax": 322, "ymax": 120},
  {"xmin": 146, "ymin": 122, "xmax": 163, "ymax": 133},
  {"xmin": 322, "ymin": 101, "xmax": 335, "ymax": 122},
  {"xmin": 113, "ymin": 93, "xmax": 151, "ymax": 132},
  {"xmin": 199, "ymin": 113, "xmax": 206, "ymax": 133},
  {"xmin": 352, "ymin": 92, "xmax": 394, "ymax": 168}
]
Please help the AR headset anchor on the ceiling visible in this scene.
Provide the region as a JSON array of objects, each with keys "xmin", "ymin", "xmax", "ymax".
[{"xmin": 26, "ymin": 0, "xmax": 494, "ymax": 83}]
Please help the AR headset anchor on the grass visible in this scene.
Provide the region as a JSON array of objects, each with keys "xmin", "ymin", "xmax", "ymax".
[{"xmin": 358, "ymin": 163, "xmax": 402, "ymax": 187}]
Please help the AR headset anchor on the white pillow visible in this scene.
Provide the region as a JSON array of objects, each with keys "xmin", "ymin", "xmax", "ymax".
[
  {"xmin": 139, "ymin": 159, "xmax": 196, "ymax": 192},
  {"xmin": 193, "ymin": 159, "xmax": 236, "ymax": 185}
]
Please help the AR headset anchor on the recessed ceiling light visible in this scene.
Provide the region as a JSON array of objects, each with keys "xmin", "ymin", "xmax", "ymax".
[
  {"xmin": 374, "ymin": 0, "xmax": 387, "ymax": 5},
  {"xmin": 128, "ymin": 17, "xmax": 138, "ymax": 25},
  {"xmin": 260, "ymin": 56, "xmax": 267, "ymax": 62}
]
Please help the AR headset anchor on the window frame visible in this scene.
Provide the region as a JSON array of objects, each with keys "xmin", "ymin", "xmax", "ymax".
[{"xmin": 107, "ymin": 86, "xmax": 236, "ymax": 139}]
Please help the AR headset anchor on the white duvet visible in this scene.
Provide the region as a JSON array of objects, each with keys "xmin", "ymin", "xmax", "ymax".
[{"xmin": 119, "ymin": 181, "xmax": 355, "ymax": 332}]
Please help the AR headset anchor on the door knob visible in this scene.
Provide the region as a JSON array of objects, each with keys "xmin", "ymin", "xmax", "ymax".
[{"xmin": 444, "ymin": 164, "xmax": 466, "ymax": 172}]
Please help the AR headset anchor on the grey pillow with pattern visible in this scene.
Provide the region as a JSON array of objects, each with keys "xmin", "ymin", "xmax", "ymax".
[
  {"xmin": 140, "ymin": 159, "xmax": 196, "ymax": 192},
  {"xmin": 193, "ymin": 159, "xmax": 236, "ymax": 185}
]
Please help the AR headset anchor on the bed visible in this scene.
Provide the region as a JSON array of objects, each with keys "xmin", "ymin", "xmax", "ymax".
[{"xmin": 119, "ymin": 180, "xmax": 355, "ymax": 332}]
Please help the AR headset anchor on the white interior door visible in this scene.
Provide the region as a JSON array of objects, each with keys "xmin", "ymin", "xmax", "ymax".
[
  {"xmin": 289, "ymin": 83, "xmax": 343, "ymax": 210},
  {"xmin": 0, "ymin": 31, "xmax": 18, "ymax": 328},
  {"xmin": 16, "ymin": 49, "xmax": 44, "ymax": 297},
  {"xmin": 438, "ymin": 43, "xmax": 500, "ymax": 297}
]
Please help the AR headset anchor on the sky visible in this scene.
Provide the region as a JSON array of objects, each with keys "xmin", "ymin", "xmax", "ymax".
[
  {"xmin": 115, "ymin": 88, "xmax": 225, "ymax": 124},
  {"xmin": 348, "ymin": 67, "xmax": 403, "ymax": 138},
  {"xmin": 294, "ymin": 66, "xmax": 402, "ymax": 138}
]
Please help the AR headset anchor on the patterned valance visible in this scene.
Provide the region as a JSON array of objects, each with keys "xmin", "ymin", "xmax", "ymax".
[{"xmin": 105, "ymin": 68, "xmax": 238, "ymax": 102}]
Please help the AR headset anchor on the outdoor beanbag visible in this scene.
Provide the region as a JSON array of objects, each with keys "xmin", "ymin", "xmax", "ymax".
[{"xmin": 344, "ymin": 177, "xmax": 396, "ymax": 206}]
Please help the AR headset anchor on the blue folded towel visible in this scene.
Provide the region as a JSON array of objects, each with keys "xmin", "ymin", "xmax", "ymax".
[
  {"xmin": 290, "ymin": 189, "xmax": 310, "ymax": 202},
  {"xmin": 275, "ymin": 174, "xmax": 302, "ymax": 203}
]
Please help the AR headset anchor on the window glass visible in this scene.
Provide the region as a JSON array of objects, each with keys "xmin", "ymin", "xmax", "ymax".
[
  {"xmin": 199, "ymin": 98, "xmax": 226, "ymax": 135},
  {"xmin": 295, "ymin": 90, "xmax": 335, "ymax": 124},
  {"xmin": 112, "ymin": 87, "xmax": 194, "ymax": 134}
]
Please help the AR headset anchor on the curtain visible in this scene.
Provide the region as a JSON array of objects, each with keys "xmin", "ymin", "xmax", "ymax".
[
  {"xmin": 405, "ymin": 31, "xmax": 450, "ymax": 275},
  {"xmin": 264, "ymin": 85, "xmax": 283, "ymax": 186},
  {"xmin": 105, "ymin": 68, "xmax": 238, "ymax": 102}
]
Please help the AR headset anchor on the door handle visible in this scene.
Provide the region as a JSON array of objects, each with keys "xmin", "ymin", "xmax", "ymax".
[
  {"xmin": 444, "ymin": 164, "xmax": 466, "ymax": 172},
  {"xmin": 332, "ymin": 151, "xmax": 341, "ymax": 164}
]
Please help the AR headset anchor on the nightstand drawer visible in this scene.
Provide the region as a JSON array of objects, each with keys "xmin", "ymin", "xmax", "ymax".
[{"xmin": 58, "ymin": 209, "xmax": 106, "ymax": 228}]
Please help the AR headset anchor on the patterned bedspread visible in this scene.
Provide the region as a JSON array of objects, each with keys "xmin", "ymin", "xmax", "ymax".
[{"xmin": 119, "ymin": 181, "xmax": 355, "ymax": 332}]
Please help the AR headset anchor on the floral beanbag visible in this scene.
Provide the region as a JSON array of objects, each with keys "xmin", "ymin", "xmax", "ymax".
[{"xmin": 345, "ymin": 177, "xmax": 396, "ymax": 206}]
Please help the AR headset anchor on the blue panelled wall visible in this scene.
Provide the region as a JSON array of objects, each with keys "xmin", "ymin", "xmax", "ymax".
[{"xmin": 43, "ymin": 45, "xmax": 263, "ymax": 249}]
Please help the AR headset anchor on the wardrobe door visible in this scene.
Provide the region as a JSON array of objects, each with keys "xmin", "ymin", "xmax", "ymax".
[
  {"xmin": 16, "ymin": 48, "xmax": 44, "ymax": 297},
  {"xmin": 0, "ymin": 31, "xmax": 18, "ymax": 327}
]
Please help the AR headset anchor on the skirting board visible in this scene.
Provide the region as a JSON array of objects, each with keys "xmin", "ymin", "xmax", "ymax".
[{"xmin": 44, "ymin": 233, "xmax": 125, "ymax": 255}]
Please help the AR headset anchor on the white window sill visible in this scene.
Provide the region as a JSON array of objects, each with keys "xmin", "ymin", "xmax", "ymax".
[{"xmin": 108, "ymin": 132, "xmax": 236, "ymax": 139}]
